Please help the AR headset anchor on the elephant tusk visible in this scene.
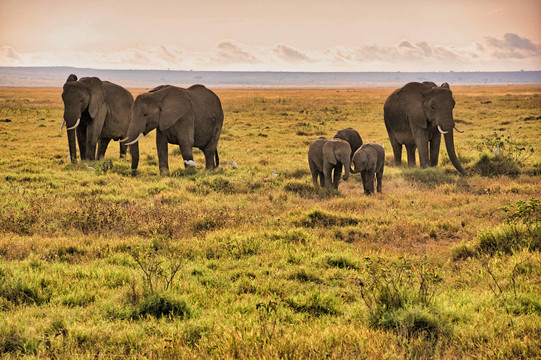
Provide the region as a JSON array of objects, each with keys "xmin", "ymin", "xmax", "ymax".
[
  {"xmin": 437, "ymin": 125, "xmax": 448, "ymax": 134},
  {"xmin": 66, "ymin": 118, "xmax": 80, "ymax": 131},
  {"xmin": 119, "ymin": 136, "xmax": 129, "ymax": 143},
  {"xmin": 60, "ymin": 119, "xmax": 65, "ymax": 132},
  {"xmin": 454, "ymin": 125, "xmax": 464, "ymax": 133},
  {"xmin": 125, "ymin": 133, "xmax": 143, "ymax": 146}
]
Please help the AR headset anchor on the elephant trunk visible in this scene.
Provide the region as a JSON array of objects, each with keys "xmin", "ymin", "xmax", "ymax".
[
  {"xmin": 342, "ymin": 158, "xmax": 351, "ymax": 180},
  {"xmin": 67, "ymin": 128, "xmax": 77, "ymax": 163},
  {"xmin": 443, "ymin": 131, "xmax": 465, "ymax": 175}
]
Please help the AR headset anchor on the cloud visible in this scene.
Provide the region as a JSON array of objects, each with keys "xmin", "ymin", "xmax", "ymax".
[
  {"xmin": 273, "ymin": 45, "xmax": 314, "ymax": 64},
  {"xmin": 0, "ymin": 33, "xmax": 539, "ymax": 71},
  {"xmin": 0, "ymin": 45, "xmax": 22, "ymax": 65},
  {"xmin": 484, "ymin": 33, "xmax": 541, "ymax": 59},
  {"xmin": 212, "ymin": 41, "xmax": 260, "ymax": 65}
]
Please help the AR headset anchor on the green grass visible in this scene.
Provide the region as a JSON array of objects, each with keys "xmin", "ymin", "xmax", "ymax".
[{"xmin": 0, "ymin": 86, "xmax": 540, "ymax": 358}]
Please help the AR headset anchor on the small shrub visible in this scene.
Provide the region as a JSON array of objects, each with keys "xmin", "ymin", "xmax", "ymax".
[
  {"xmin": 380, "ymin": 306, "xmax": 449, "ymax": 341},
  {"xmin": 472, "ymin": 154, "xmax": 520, "ymax": 177},
  {"xmin": 476, "ymin": 199, "xmax": 540, "ymax": 255},
  {"xmin": 132, "ymin": 292, "xmax": 191, "ymax": 319},
  {"xmin": 359, "ymin": 257, "xmax": 443, "ymax": 330}
]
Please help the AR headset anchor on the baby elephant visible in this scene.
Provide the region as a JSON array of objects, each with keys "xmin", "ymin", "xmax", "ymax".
[
  {"xmin": 351, "ymin": 143, "xmax": 385, "ymax": 194},
  {"xmin": 308, "ymin": 138, "xmax": 351, "ymax": 189}
]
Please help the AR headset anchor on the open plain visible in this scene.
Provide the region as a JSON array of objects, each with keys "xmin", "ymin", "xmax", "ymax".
[{"xmin": 0, "ymin": 85, "xmax": 540, "ymax": 359}]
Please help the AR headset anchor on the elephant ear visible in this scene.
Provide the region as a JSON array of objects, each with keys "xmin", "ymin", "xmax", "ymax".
[
  {"xmin": 326, "ymin": 144, "xmax": 338, "ymax": 165},
  {"xmin": 408, "ymin": 89, "xmax": 430, "ymax": 129},
  {"xmin": 66, "ymin": 74, "xmax": 78, "ymax": 82},
  {"xmin": 158, "ymin": 90, "xmax": 193, "ymax": 131},
  {"xmin": 441, "ymin": 82, "xmax": 450, "ymax": 89},
  {"xmin": 84, "ymin": 77, "xmax": 106, "ymax": 119}
]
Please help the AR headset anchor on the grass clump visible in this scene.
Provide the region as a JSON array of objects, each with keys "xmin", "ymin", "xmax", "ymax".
[
  {"xmin": 285, "ymin": 291, "xmax": 342, "ymax": 316},
  {"xmin": 132, "ymin": 292, "xmax": 192, "ymax": 320},
  {"xmin": 401, "ymin": 168, "xmax": 456, "ymax": 187},
  {"xmin": 359, "ymin": 257, "xmax": 445, "ymax": 338},
  {"xmin": 456, "ymin": 199, "xmax": 541, "ymax": 258},
  {"xmin": 472, "ymin": 153, "xmax": 521, "ymax": 177},
  {"xmin": 297, "ymin": 209, "xmax": 359, "ymax": 228}
]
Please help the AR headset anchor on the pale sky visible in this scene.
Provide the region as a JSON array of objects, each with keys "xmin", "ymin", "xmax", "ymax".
[{"xmin": 1, "ymin": 0, "xmax": 540, "ymax": 71}]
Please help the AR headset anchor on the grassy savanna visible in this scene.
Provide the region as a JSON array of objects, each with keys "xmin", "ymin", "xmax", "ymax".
[{"xmin": 0, "ymin": 84, "xmax": 540, "ymax": 359}]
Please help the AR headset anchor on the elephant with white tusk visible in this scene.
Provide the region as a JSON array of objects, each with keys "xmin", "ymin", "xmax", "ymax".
[
  {"xmin": 383, "ymin": 82, "xmax": 465, "ymax": 174},
  {"xmin": 121, "ymin": 84, "xmax": 223, "ymax": 176},
  {"xmin": 308, "ymin": 138, "xmax": 351, "ymax": 189},
  {"xmin": 351, "ymin": 142, "xmax": 385, "ymax": 195},
  {"xmin": 61, "ymin": 74, "xmax": 139, "ymax": 170}
]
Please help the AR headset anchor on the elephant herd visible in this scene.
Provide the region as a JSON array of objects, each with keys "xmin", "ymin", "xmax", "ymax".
[
  {"xmin": 61, "ymin": 75, "xmax": 465, "ymax": 191},
  {"xmin": 61, "ymin": 75, "xmax": 223, "ymax": 176},
  {"xmin": 308, "ymin": 129, "xmax": 385, "ymax": 195}
]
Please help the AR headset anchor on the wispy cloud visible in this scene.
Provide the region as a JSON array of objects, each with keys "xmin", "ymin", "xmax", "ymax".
[{"xmin": 1, "ymin": 33, "xmax": 539, "ymax": 71}]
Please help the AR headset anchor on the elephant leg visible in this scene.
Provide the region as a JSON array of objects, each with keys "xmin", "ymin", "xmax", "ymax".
[
  {"xmin": 416, "ymin": 137, "xmax": 430, "ymax": 168},
  {"xmin": 333, "ymin": 164, "xmax": 342, "ymax": 189},
  {"xmin": 203, "ymin": 147, "xmax": 216, "ymax": 170},
  {"xmin": 323, "ymin": 167, "xmax": 333, "ymax": 189},
  {"xmin": 376, "ymin": 169, "xmax": 383, "ymax": 193},
  {"xmin": 389, "ymin": 136, "xmax": 403, "ymax": 166},
  {"xmin": 85, "ymin": 128, "xmax": 101, "ymax": 161},
  {"xmin": 178, "ymin": 138, "xmax": 194, "ymax": 167},
  {"xmin": 361, "ymin": 170, "xmax": 369, "ymax": 194},
  {"xmin": 119, "ymin": 141, "xmax": 128, "ymax": 159},
  {"xmin": 429, "ymin": 133, "xmax": 442, "ymax": 167},
  {"xmin": 366, "ymin": 171, "xmax": 375, "ymax": 194},
  {"xmin": 129, "ymin": 142, "xmax": 139, "ymax": 171},
  {"xmin": 76, "ymin": 125, "xmax": 87, "ymax": 160},
  {"xmin": 318, "ymin": 172, "xmax": 325, "ymax": 187},
  {"xmin": 405, "ymin": 144, "xmax": 417, "ymax": 167},
  {"xmin": 96, "ymin": 138, "xmax": 111, "ymax": 160},
  {"xmin": 309, "ymin": 165, "xmax": 319, "ymax": 187},
  {"xmin": 156, "ymin": 131, "xmax": 170, "ymax": 176}
]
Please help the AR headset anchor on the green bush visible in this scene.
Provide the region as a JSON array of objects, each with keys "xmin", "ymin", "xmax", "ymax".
[
  {"xmin": 472, "ymin": 154, "xmax": 520, "ymax": 177},
  {"xmin": 132, "ymin": 292, "xmax": 192, "ymax": 320}
]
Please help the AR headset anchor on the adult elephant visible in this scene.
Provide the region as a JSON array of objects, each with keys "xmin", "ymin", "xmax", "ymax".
[
  {"xmin": 333, "ymin": 127, "xmax": 363, "ymax": 158},
  {"xmin": 383, "ymin": 82, "xmax": 465, "ymax": 174},
  {"xmin": 308, "ymin": 138, "xmax": 351, "ymax": 189},
  {"xmin": 122, "ymin": 84, "xmax": 223, "ymax": 175},
  {"xmin": 61, "ymin": 74, "xmax": 139, "ymax": 170}
]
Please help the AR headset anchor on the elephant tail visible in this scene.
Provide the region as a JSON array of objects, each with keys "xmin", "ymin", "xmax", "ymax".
[{"xmin": 215, "ymin": 150, "xmax": 220, "ymax": 167}]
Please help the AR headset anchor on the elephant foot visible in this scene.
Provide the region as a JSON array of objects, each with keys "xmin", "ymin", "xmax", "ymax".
[{"xmin": 159, "ymin": 168, "xmax": 170, "ymax": 176}]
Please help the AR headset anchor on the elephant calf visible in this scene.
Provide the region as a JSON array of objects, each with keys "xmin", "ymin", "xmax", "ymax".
[
  {"xmin": 351, "ymin": 142, "xmax": 385, "ymax": 195},
  {"xmin": 308, "ymin": 138, "xmax": 351, "ymax": 189},
  {"xmin": 333, "ymin": 127, "xmax": 363, "ymax": 158}
]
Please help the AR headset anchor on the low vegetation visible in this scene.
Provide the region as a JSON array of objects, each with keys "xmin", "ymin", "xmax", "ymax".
[{"xmin": 0, "ymin": 85, "xmax": 540, "ymax": 358}]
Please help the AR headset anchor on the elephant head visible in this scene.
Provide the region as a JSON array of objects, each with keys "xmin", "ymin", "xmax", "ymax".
[
  {"xmin": 351, "ymin": 149, "xmax": 371, "ymax": 174},
  {"xmin": 61, "ymin": 74, "xmax": 105, "ymax": 162},
  {"xmin": 421, "ymin": 85, "xmax": 465, "ymax": 174},
  {"xmin": 122, "ymin": 85, "xmax": 194, "ymax": 146},
  {"xmin": 333, "ymin": 127, "xmax": 363, "ymax": 157},
  {"xmin": 323, "ymin": 139, "xmax": 351, "ymax": 181}
]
